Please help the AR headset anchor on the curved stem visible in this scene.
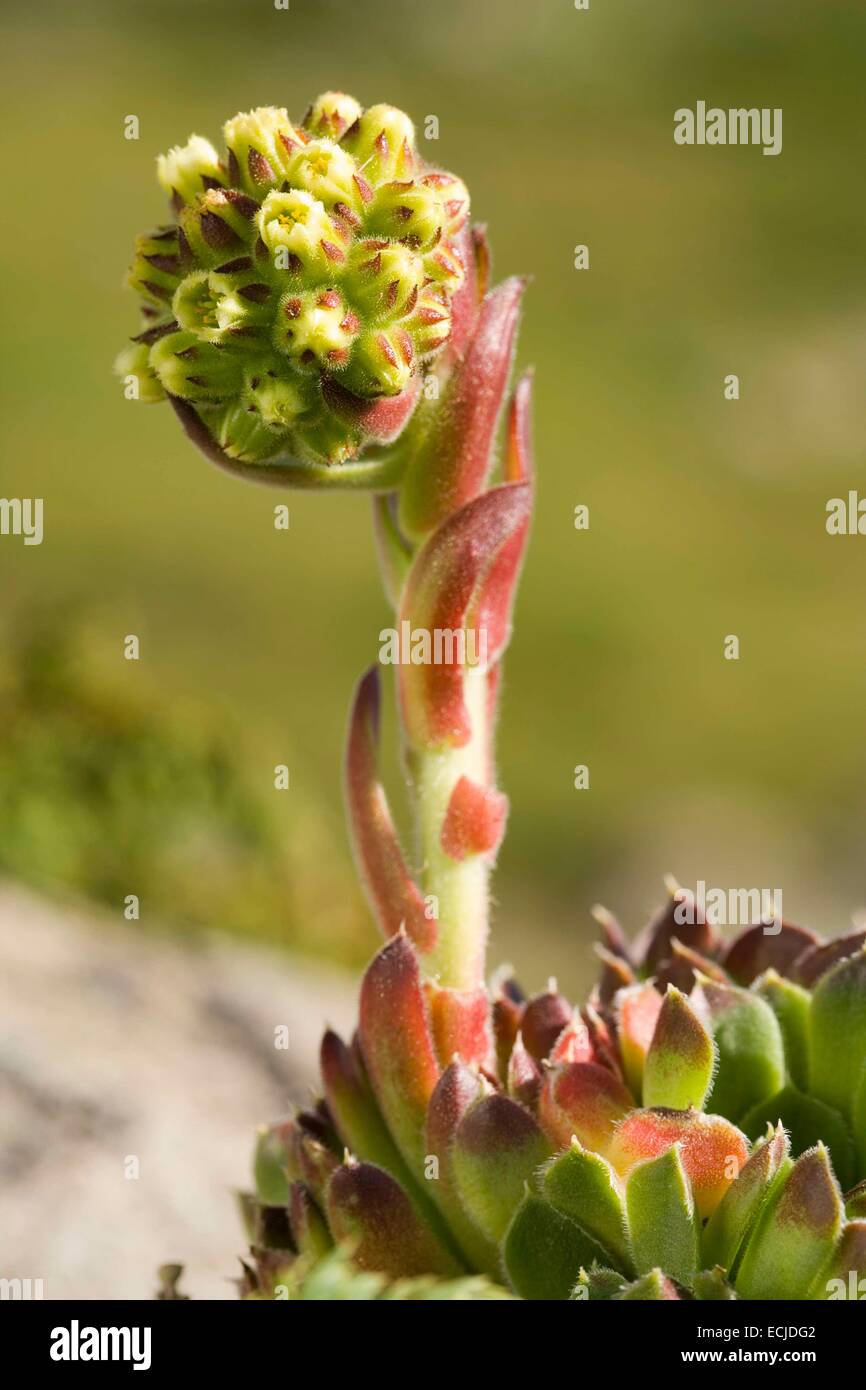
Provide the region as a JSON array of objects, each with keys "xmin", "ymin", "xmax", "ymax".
[{"xmin": 168, "ymin": 396, "xmax": 408, "ymax": 492}]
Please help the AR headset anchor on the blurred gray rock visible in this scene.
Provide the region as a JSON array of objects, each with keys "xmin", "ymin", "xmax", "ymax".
[{"xmin": 0, "ymin": 882, "xmax": 356, "ymax": 1299}]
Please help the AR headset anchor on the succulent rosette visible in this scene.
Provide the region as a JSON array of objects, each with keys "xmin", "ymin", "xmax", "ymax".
[
  {"xmin": 246, "ymin": 903, "xmax": 866, "ymax": 1301},
  {"xmin": 116, "ymin": 94, "xmax": 472, "ymax": 481},
  {"xmin": 118, "ymin": 94, "xmax": 866, "ymax": 1304}
]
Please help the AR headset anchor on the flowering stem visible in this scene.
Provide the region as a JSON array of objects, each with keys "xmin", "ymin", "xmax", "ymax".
[
  {"xmin": 410, "ymin": 665, "xmax": 490, "ymax": 990},
  {"xmin": 372, "ymin": 521, "xmax": 491, "ymax": 990}
]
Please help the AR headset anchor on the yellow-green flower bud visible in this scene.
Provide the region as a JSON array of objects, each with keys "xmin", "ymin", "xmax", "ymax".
[
  {"xmin": 257, "ymin": 188, "xmax": 343, "ymax": 278},
  {"xmin": 366, "ymin": 179, "xmax": 445, "ymax": 251},
  {"xmin": 223, "ymin": 108, "xmax": 298, "ymax": 196},
  {"xmin": 419, "ymin": 171, "xmax": 470, "ymax": 238},
  {"xmin": 117, "ymin": 93, "xmax": 470, "ymax": 472},
  {"xmin": 273, "ymin": 287, "xmax": 360, "ymax": 370},
  {"xmin": 150, "ymin": 330, "xmax": 243, "ymax": 403},
  {"xmin": 284, "ymin": 139, "xmax": 362, "ymax": 215},
  {"xmin": 347, "ymin": 239, "xmax": 425, "ymax": 319},
  {"xmin": 341, "ymin": 104, "xmax": 417, "ymax": 183},
  {"xmin": 113, "ymin": 342, "xmax": 165, "ymax": 403},
  {"xmin": 126, "ymin": 228, "xmax": 188, "ymax": 308},
  {"xmin": 173, "ymin": 269, "xmax": 272, "ymax": 343},
  {"xmin": 302, "ymin": 91, "xmax": 362, "ymax": 141},
  {"xmin": 347, "ymin": 326, "xmax": 415, "ymax": 397},
  {"xmin": 242, "ymin": 368, "xmax": 308, "ymax": 430},
  {"xmin": 157, "ymin": 135, "xmax": 225, "ymax": 211},
  {"xmin": 206, "ymin": 401, "xmax": 289, "ymax": 463}
]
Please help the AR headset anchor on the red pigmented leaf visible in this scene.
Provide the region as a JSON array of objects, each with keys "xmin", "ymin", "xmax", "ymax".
[
  {"xmin": 591, "ymin": 903, "xmax": 633, "ymax": 964},
  {"xmin": 595, "ymin": 944, "xmax": 637, "ymax": 1004},
  {"xmin": 398, "ymin": 481, "xmax": 532, "ymax": 749},
  {"xmin": 424, "ymin": 981, "xmax": 494, "ymax": 1071},
  {"xmin": 326, "ymin": 1159, "xmax": 462, "ymax": 1277},
  {"xmin": 399, "ymin": 278, "xmax": 527, "ymax": 539},
  {"xmin": 609, "ymin": 1109, "xmax": 750, "ymax": 1220},
  {"xmin": 345, "ymin": 668, "xmax": 436, "ymax": 952},
  {"xmin": 654, "ymin": 938, "xmax": 728, "ymax": 993},
  {"xmin": 549, "ymin": 1014, "xmax": 596, "ymax": 1066},
  {"xmin": 794, "ymin": 930, "xmax": 866, "ymax": 987},
  {"xmin": 507, "ymin": 1031, "xmax": 543, "ymax": 1108},
  {"xmin": 439, "ymin": 223, "xmax": 481, "ymax": 365},
  {"xmin": 440, "ymin": 774, "xmax": 508, "ymax": 861},
  {"xmin": 616, "ymin": 981, "xmax": 665, "ymax": 1099},
  {"xmin": 520, "ymin": 986, "xmax": 573, "ymax": 1065},
  {"xmin": 637, "ymin": 887, "xmax": 718, "ymax": 974},
  {"xmin": 321, "ymin": 373, "xmax": 421, "ymax": 441},
  {"xmin": 492, "ymin": 972, "xmax": 524, "ymax": 1081},
  {"xmin": 723, "ymin": 919, "xmax": 819, "ymax": 987},
  {"xmin": 539, "ymin": 1061, "xmax": 634, "ymax": 1154},
  {"xmin": 358, "ymin": 934, "xmax": 441, "ymax": 1174},
  {"xmin": 424, "ymin": 1061, "xmax": 501, "ymax": 1274},
  {"xmin": 504, "ymin": 369, "xmax": 534, "ymax": 483}
]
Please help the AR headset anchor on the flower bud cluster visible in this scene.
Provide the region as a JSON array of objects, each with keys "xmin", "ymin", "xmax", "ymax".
[{"xmin": 117, "ymin": 95, "xmax": 469, "ymax": 467}]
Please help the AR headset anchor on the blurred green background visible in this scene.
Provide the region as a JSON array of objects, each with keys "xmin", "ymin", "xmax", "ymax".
[{"xmin": 2, "ymin": 0, "xmax": 865, "ymax": 994}]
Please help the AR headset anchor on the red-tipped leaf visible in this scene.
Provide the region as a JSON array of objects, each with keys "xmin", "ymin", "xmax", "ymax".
[
  {"xmin": 398, "ymin": 481, "xmax": 531, "ymax": 749},
  {"xmin": 345, "ymin": 667, "xmax": 436, "ymax": 952}
]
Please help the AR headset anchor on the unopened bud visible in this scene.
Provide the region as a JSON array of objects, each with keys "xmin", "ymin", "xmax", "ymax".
[
  {"xmin": 157, "ymin": 135, "xmax": 225, "ymax": 210},
  {"xmin": 303, "ymin": 91, "xmax": 363, "ymax": 141}
]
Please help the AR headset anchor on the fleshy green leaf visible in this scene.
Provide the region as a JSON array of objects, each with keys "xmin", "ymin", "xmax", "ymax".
[
  {"xmin": 502, "ymin": 1192, "xmax": 606, "ymax": 1300},
  {"xmin": 701, "ymin": 1124, "xmax": 790, "ymax": 1272},
  {"xmin": 289, "ymin": 1182, "xmax": 332, "ymax": 1260},
  {"xmin": 451, "ymin": 1092, "xmax": 551, "ymax": 1243},
  {"xmin": 752, "ymin": 969, "xmax": 811, "ymax": 1091},
  {"xmin": 810, "ymin": 1221, "xmax": 866, "ymax": 1301},
  {"xmin": 625, "ymin": 1144, "xmax": 700, "ymax": 1287},
  {"xmin": 735, "ymin": 1144, "xmax": 844, "ymax": 1300},
  {"xmin": 424, "ymin": 1061, "xmax": 501, "ymax": 1276},
  {"xmin": 739, "ymin": 1084, "xmax": 854, "ymax": 1190},
  {"xmin": 541, "ymin": 1140, "xmax": 632, "ymax": 1272},
  {"xmin": 808, "ymin": 947, "xmax": 866, "ymax": 1122},
  {"xmin": 285, "ymin": 1247, "xmax": 513, "ymax": 1301},
  {"xmin": 695, "ymin": 978, "xmax": 786, "ymax": 1122},
  {"xmin": 320, "ymin": 1030, "xmax": 418, "ymax": 1186},
  {"xmin": 853, "ymin": 1061, "xmax": 866, "ymax": 1179},
  {"xmin": 642, "ymin": 985, "xmax": 716, "ymax": 1111},
  {"xmin": 253, "ymin": 1120, "xmax": 294, "ymax": 1207}
]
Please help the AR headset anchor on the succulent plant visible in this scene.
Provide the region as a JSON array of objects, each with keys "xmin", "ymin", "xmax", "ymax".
[
  {"xmin": 119, "ymin": 94, "xmax": 866, "ymax": 1303},
  {"xmin": 245, "ymin": 917, "xmax": 866, "ymax": 1301}
]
